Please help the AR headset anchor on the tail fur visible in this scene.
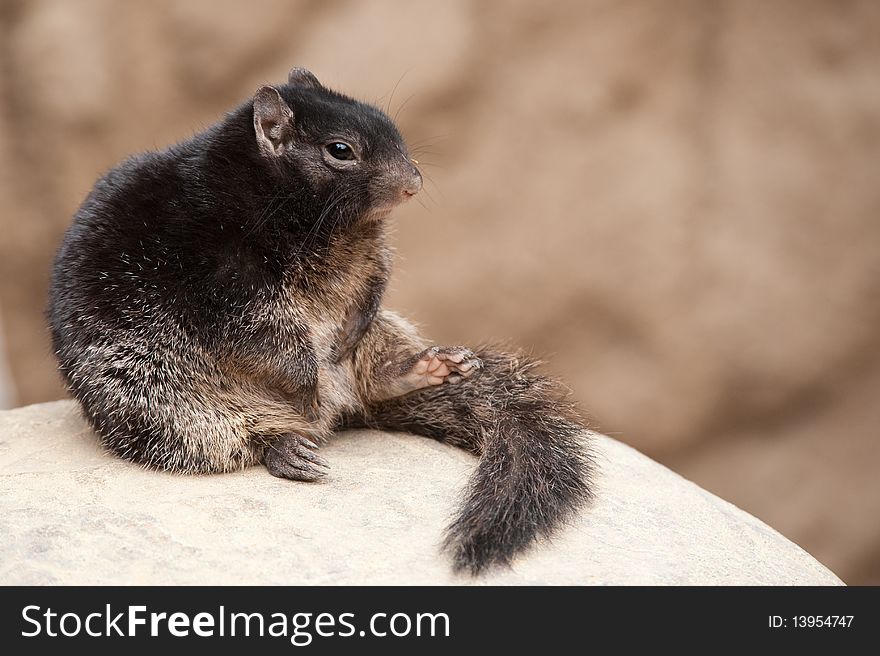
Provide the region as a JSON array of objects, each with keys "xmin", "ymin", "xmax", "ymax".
[{"xmin": 354, "ymin": 348, "xmax": 594, "ymax": 574}]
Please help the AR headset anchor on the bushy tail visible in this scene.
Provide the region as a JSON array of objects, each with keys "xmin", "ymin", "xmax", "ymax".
[{"xmin": 355, "ymin": 348, "xmax": 594, "ymax": 574}]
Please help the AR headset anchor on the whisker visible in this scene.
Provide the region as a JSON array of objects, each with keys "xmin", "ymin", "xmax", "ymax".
[
  {"xmin": 419, "ymin": 184, "xmax": 438, "ymax": 209},
  {"xmin": 290, "ymin": 182, "xmax": 369, "ymax": 261},
  {"xmin": 393, "ymin": 93, "xmax": 417, "ymax": 123},
  {"xmin": 418, "ymin": 170, "xmax": 444, "ymax": 205},
  {"xmin": 384, "ymin": 71, "xmax": 409, "ymax": 115},
  {"xmin": 408, "ymin": 134, "xmax": 449, "ymax": 150},
  {"xmin": 291, "ymin": 188, "xmax": 345, "ymax": 259},
  {"xmin": 413, "ymin": 160, "xmax": 445, "ymax": 171},
  {"xmin": 243, "ymin": 189, "xmax": 288, "ymax": 240}
]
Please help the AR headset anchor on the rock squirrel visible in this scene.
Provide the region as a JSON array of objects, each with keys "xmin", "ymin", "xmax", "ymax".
[{"xmin": 47, "ymin": 68, "xmax": 594, "ymax": 574}]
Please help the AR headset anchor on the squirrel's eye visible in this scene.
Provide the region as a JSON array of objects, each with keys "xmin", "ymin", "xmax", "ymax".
[{"xmin": 326, "ymin": 142, "xmax": 355, "ymax": 161}]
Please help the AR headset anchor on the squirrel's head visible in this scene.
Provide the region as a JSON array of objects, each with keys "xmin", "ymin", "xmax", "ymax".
[{"xmin": 251, "ymin": 68, "xmax": 422, "ymax": 227}]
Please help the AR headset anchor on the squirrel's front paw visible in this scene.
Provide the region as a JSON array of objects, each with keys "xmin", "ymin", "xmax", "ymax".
[
  {"xmin": 264, "ymin": 433, "xmax": 328, "ymax": 482},
  {"xmin": 375, "ymin": 346, "xmax": 483, "ymax": 400},
  {"xmin": 411, "ymin": 346, "xmax": 483, "ymax": 386}
]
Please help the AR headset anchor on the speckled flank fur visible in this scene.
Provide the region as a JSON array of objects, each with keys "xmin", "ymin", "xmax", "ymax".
[{"xmin": 47, "ymin": 68, "xmax": 594, "ymax": 575}]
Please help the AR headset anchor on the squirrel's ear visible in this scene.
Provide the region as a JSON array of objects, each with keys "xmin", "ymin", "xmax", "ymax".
[
  {"xmin": 288, "ymin": 67, "xmax": 322, "ymax": 89},
  {"xmin": 253, "ymin": 86, "xmax": 293, "ymax": 157}
]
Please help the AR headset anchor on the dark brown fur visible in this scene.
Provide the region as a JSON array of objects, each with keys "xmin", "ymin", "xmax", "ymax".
[{"xmin": 47, "ymin": 69, "xmax": 594, "ymax": 574}]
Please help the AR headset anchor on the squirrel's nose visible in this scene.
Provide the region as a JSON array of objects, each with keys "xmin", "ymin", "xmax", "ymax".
[{"xmin": 403, "ymin": 165, "xmax": 422, "ymax": 197}]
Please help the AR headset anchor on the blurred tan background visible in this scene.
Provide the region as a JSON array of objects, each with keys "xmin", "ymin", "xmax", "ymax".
[{"xmin": 1, "ymin": 0, "xmax": 878, "ymax": 583}]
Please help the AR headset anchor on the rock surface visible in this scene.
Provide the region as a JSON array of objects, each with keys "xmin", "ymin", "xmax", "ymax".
[{"xmin": 0, "ymin": 401, "xmax": 841, "ymax": 585}]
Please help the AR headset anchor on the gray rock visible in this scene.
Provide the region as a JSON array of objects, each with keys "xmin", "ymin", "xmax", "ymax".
[
  {"xmin": 0, "ymin": 401, "xmax": 842, "ymax": 585},
  {"xmin": 0, "ymin": 305, "xmax": 14, "ymax": 410}
]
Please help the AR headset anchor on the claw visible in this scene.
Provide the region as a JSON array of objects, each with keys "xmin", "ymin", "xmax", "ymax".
[
  {"xmin": 414, "ymin": 346, "xmax": 482, "ymax": 387},
  {"xmin": 265, "ymin": 433, "xmax": 328, "ymax": 482},
  {"xmin": 379, "ymin": 346, "xmax": 484, "ymax": 400}
]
